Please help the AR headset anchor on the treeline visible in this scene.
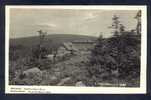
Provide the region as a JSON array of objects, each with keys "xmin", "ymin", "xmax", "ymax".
[{"xmin": 87, "ymin": 13, "xmax": 141, "ymax": 87}]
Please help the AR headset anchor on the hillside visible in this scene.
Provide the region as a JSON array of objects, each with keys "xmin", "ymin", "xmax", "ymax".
[
  {"xmin": 10, "ymin": 34, "xmax": 97, "ymax": 47},
  {"xmin": 9, "ymin": 33, "xmax": 141, "ymax": 87},
  {"xmin": 9, "ymin": 34, "xmax": 97, "ymax": 86}
]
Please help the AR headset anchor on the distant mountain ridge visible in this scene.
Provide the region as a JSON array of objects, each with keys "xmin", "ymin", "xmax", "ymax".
[{"xmin": 10, "ymin": 34, "xmax": 97, "ymax": 47}]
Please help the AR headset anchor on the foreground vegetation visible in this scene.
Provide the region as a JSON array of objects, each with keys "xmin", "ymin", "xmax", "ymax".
[{"xmin": 9, "ymin": 33, "xmax": 140, "ymax": 87}]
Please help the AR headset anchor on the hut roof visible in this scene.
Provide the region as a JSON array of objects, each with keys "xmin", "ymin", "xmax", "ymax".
[{"xmin": 72, "ymin": 40, "xmax": 95, "ymax": 44}]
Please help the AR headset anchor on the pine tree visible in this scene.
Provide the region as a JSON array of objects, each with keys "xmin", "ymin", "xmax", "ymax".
[
  {"xmin": 134, "ymin": 10, "xmax": 141, "ymax": 35},
  {"xmin": 109, "ymin": 15, "xmax": 121, "ymax": 36}
]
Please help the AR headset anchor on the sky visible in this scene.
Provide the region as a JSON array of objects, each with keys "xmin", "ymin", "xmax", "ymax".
[{"xmin": 9, "ymin": 8, "xmax": 138, "ymax": 38}]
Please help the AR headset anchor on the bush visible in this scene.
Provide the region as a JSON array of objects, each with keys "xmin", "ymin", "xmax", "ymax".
[{"xmin": 88, "ymin": 33, "xmax": 141, "ymax": 84}]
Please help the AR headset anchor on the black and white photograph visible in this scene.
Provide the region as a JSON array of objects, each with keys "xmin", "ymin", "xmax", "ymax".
[{"xmin": 5, "ymin": 6, "xmax": 147, "ymax": 94}]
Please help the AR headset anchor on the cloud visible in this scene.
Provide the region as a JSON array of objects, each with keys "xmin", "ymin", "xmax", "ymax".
[
  {"xmin": 36, "ymin": 23, "xmax": 57, "ymax": 28},
  {"xmin": 82, "ymin": 11, "xmax": 104, "ymax": 21},
  {"xmin": 83, "ymin": 12, "xmax": 98, "ymax": 20}
]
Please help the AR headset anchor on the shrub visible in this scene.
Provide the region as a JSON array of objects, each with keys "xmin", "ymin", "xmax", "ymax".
[{"xmin": 88, "ymin": 33, "xmax": 141, "ymax": 84}]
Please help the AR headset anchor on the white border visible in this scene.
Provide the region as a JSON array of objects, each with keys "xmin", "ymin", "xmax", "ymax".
[{"xmin": 5, "ymin": 5, "xmax": 147, "ymax": 94}]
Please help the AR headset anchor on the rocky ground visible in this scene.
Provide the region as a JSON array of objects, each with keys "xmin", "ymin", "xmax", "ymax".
[
  {"xmin": 11, "ymin": 52, "xmax": 139, "ymax": 87},
  {"xmin": 10, "ymin": 49, "xmax": 139, "ymax": 87},
  {"xmin": 10, "ymin": 53, "xmax": 91, "ymax": 86}
]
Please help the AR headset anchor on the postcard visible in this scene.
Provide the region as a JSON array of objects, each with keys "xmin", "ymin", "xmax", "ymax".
[{"xmin": 5, "ymin": 5, "xmax": 147, "ymax": 94}]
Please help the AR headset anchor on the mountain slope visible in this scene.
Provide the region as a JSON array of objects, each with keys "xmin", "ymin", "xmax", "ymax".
[{"xmin": 10, "ymin": 34, "xmax": 97, "ymax": 47}]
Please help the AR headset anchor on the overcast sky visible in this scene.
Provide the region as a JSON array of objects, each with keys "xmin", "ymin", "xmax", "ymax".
[{"xmin": 9, "ymin": 9, "xmax": 138, "ymax": 38}]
